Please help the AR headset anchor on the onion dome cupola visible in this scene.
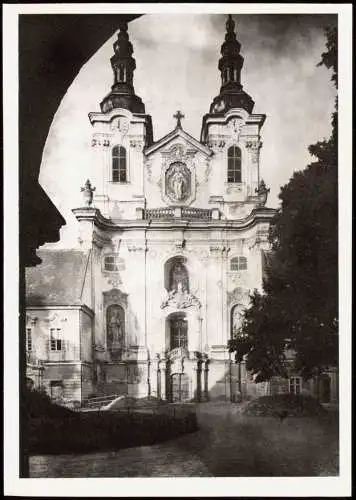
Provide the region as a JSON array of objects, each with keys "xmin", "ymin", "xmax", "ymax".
[
  {"xmin": 209, "ymin": 15, "xmax": 254, "ymax": 115},
  {"xmin": 100, "ymin": 21, "xmax": 146, "ymax": 114}
]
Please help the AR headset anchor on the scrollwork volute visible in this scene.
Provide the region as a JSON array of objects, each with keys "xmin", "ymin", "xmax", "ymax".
[{"xmin": 245, "ymin": 138, "xmax": 262, "ymax": 163}]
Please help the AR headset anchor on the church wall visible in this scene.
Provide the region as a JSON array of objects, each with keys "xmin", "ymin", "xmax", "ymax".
[
  {"xmin": 79, "ymin": 308, "xmax": 93, "ymax": 362},
  {"xmin": 41, "ymin": 363, "xmax": 82, "ymax": 402},
  {"xmin": 81, "ymin": 363, "xmax": 94, "ymax": 400}
]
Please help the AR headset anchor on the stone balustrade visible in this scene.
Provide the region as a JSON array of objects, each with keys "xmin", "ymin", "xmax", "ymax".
[{"xmin": 142, "ymin": 206, "xmax": 218, "ymax": 221}]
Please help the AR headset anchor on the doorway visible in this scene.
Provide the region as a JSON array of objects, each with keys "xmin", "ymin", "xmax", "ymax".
[{"xmin": 171, "ymin": 373, "xmax": 190, "ymax": 402}]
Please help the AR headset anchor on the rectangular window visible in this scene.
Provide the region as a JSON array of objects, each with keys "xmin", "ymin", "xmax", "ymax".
[
  {"xmin": 26, "ymin": 328, "xmax": 32, "ymax": 352},
  {"xmin": 227, "ymin": 162, "xmax": 241, "ymax": 183},
  {"xmin": 104, "ymin": 255, "xmax": 117, "ymax": 271},
  {"xmin": 289, "ymin": 377, "xmax": 301, "ymax": 395},
  {"xmin": 112, "ymin": 157, "xmax": 127, "ymax": 183},
  {"xmin": 50, "ymin": 328, "xmax": 63, "ymax": 351}
]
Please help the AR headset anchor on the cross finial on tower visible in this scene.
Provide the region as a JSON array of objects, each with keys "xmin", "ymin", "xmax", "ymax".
[{"xmin": 173, "ymin": 110, "xmax": 185, "ymax": 129}]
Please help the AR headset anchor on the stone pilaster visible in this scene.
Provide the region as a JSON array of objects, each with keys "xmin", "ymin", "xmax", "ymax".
[
  {"xmin": 202, "ymin": 357, "xmax": 210, "ymax": 401},
  {"xmin": 150, "ymin": 357, "xmax": 160, "ymax": 398},
  {"xmin": 159, "ymin": 359, "xmax": 167, "ymax": 400}
]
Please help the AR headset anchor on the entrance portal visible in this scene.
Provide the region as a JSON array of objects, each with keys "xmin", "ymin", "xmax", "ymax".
[{"xmin": 171, "ymin": 373, "xmax": 190, "ymax": 402}]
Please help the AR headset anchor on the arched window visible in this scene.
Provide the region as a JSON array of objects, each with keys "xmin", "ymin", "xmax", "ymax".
[
  {"xmin": 106, "ymin": 304, "xmax": 125, "ymax": 348},
  {"xmin": 227, "ymin": 146, "xmax": 242, "ymax": 183},
  {"xmin": 230, "ymin": 256, "xmax": 247, "ymax": 271},
  {"xmin": 112, "ymin": 146, "xmax": 127, "ymax": 183}
]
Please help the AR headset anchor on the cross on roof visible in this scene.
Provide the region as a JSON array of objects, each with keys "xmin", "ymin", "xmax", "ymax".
[{"xmin": 173, "ymin": 110, "xmax": 185, "ymax": 129}]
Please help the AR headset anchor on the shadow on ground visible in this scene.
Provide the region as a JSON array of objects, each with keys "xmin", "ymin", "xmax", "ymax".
[{"xmin": 29, "ymin": 402, "xmax": 339, "ymax": 477}]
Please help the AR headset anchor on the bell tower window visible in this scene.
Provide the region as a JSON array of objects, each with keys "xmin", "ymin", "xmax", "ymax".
[
  {"xmin": 227, "ymin": 146, "xmax": 242, "ymax": 183},
  {"xmin": 112, "ymin": 146, "xmax": 127, "ymax": 183}
]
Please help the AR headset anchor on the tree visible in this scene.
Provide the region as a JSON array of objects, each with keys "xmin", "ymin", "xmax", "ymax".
[{"xmin": 229, "ymin": 26, "xmax": 338, "ymax": 382}]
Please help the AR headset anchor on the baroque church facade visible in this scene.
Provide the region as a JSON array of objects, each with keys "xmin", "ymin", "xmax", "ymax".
[{"xmin": 25, "ymin": 16, "xmax": 338, "ymax": 405}]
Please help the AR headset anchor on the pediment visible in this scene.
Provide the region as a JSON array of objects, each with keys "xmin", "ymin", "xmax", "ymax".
[{"xmin": 144, "ymin": 127, "xmax": 213, "ymax": 158}]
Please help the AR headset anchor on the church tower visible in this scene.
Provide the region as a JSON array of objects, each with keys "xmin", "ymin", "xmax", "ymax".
[
  {"xmin": 88, "ymin": 21, "xmax": 153, "ymax": 218},
  {"xmin": 201, "ymin": 15, "xmax": 268, "ymax": 220}
]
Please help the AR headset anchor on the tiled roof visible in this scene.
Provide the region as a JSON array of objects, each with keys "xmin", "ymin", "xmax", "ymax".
[{"xmin": 26, "ymin": 249, "xmax": 90, "ymax": 306}]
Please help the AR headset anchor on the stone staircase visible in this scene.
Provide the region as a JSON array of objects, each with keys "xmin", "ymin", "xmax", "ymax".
[{"xmin": 82, "ymin": 394, "xmax": 120, "ymax": 410}]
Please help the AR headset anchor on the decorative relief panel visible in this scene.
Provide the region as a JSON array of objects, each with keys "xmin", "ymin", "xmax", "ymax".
[
  {"xmin": 107, "ymin": 274, "xmax": 122, "ymax": 288},
  {"xmin": 130, "ymin": 136, "xmax": 144, "ymax": 151},
  {"xmin": 229, "ymin": 118, "xmax": 243, "ymax": 143},
  {"xmin": 203, "ymin": 159, "xmax": 212, "ymax": 183},
  {"xmin": 103, "ymin": 288, "xmax": 128, "ymax": 308},
  {"xmin": 209, "ymin": 245, "xmax": 229, "ymax": 258},
  {"xmin": 161, "ymin": 286, "xmax": 201, "ymax": 310},
  {"xmin": 227, "ymin": 287, "xmax": 250, "ymax": 307},
  {"xmin": 245, "ymin": 138, "xmax": 262, "ymax": 163},
  {"xmin": 161, "ymin": 143, "xmax": 197, "ymax": 205},
  {"xmin": 207, "ymin": 134, "xmax": 226, "ymax": 151},
  {"xmin": 91, "ymin": 133, "xmax": 111, "ymax": 148}
]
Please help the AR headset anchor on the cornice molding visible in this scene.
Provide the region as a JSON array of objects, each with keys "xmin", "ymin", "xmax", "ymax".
[
  {"xmin": 27, "ymin": 304, "xmax": 95, "ymax": 317},
  {"xmin": 73, "ymin": 205, "xmax": 276, "ymax": 231}
]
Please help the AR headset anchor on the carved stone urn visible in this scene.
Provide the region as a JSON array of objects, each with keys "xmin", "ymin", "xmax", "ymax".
[{"xmin": 80, "ymin": 179, "xmax": 96, "ymax": 207}]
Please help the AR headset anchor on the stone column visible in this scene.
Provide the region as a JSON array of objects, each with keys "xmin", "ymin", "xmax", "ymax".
[
  {"xmin": 192, "ymin": 361, "xmax": 202, "ymax": 402},
  {"xmin": 203, "ymin": 357, "xmax": 210, "ymax": 401},
  {"xmin": 160, "ymin": 360, "xmax": 167, "ymax": 400},
  {"xmin": 150, "ymin": 357, "xmax": 160, "ymax": 398}
]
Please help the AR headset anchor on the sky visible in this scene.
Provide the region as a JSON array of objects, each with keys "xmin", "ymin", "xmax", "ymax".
[{"xmin": 39, "ymin": 13, "xmax": 337, "ymax": 248}]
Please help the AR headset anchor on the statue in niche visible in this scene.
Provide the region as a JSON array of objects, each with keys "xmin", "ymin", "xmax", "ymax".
[
  {"xmin": 170, "ymin": 261, "xmax": 189, "ymax": 293},
  {"xmin": 107, "ymin": 304, "xmax": 125, "ymax": 347},
  {"xmin": 166, "ymin": 162, "xmax": 190, "ymax": 202},
  {"xmin": 232, "ymin": 305, "xmax": 244, "ymax": 336},
  {"xmin": 161, "ymin": 262, "xmax": 201, "ymax": 310},
  {"xmin": 172, "ymin": 170, "xmax": 186, "ymax": 201}
]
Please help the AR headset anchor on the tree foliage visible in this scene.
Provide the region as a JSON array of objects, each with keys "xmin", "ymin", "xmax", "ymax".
[{"xmin": 229, "ymin": 26, "xmax": 338, "ymax": 381}]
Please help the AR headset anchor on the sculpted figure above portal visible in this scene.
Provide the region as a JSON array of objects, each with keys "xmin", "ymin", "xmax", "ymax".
[
  {"xmin": 161, "ymin": 283, "xmax": 200, "ymax": 310},
  {"xmin": 165, "ymin": 162, "xmax": 191, "ymax": 203}
]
